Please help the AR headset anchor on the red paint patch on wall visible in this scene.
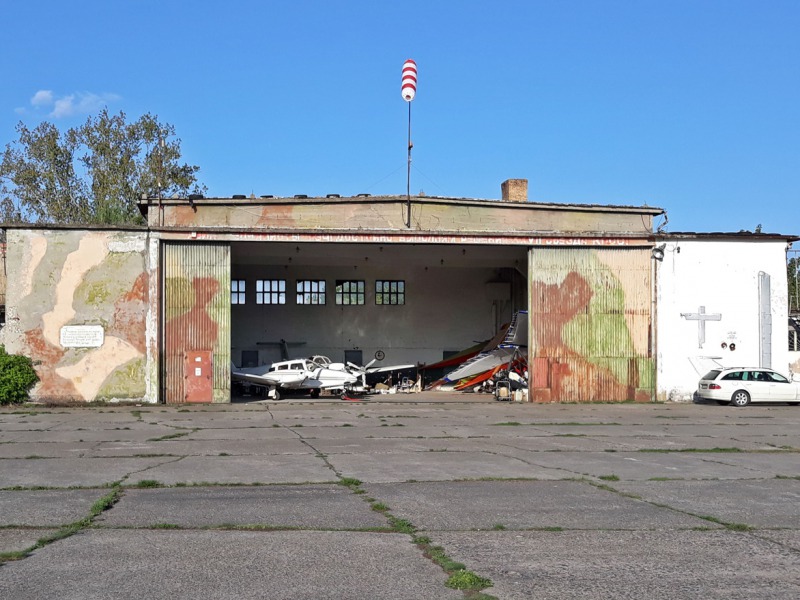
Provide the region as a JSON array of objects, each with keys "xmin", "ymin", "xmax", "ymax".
[
  {"xmin": 255, "ymin": 205, "xmax": 297, "ymax": 228},
  {"xmin": 110, "ymin": 272, "xmax": 148, "ymax": 354},
  {"xmin": 23, "ymin": 328, "xmax": 79, "ymax": 400},
  {"xmin": 531, "ymin": 271, "xmax": 647, "ymax": 402},
  {"xmin": 165, "ymin": 277, "xmax": 220, "ymax": 353}
]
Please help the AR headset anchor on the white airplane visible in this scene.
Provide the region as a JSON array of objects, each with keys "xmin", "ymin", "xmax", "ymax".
[
  {"xmin": 231, "ymin": 355, "xmax": 359, "ymax": 399},
  {"xmin": 231, "ymin": 355, "xmax": 416, "ymax": 399}
]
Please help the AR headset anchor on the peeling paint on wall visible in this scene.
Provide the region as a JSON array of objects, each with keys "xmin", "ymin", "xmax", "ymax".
[
  {"xmin": 4, "ymin": 230, "xmax": 149, "ymax": 402},
  {"xmin": 530, "ymin": 247, "xmax": 653, "ymax": 403},
  {"xmin": 162, "ymin": 243, "xmax": 230, "ymax": 403}
]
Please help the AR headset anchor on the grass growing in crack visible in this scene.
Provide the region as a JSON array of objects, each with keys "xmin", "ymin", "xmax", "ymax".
[
  {"xmin": 599, "ymin": 474, "xmax": 620, "ymax": 481},
  {"xmin": 417, "ymin": 540, "xmax": 493, "ymax": 593},
  {"xmin": 389, "ymin": 516, "xmax": 415, "ymax": 534},
  {"xmin": 492, "ymin": 524, "xmax": 507, "ymax": 530},
  {"xmin": 147, "ymin": 430, "xmax": 194, "ymax": 442},
  {"xmin": 152, "ymin": 523, "xmax": 182, "ymax": 529},
  {"xmin": 339, "ymin": 477, "xmax": 494, "ymax": 595},
  {"xmin": 446, "ymin": 570, "xmax": 493, "ymax": 591},
  {"xmin": 134, "ymin": 479, "xmax": 163, "ymax": 488},
  {"xmin": 492, "ymin": 421, "xmax": 522, "ymax": 426},
  {"xmin": 425, "ymin": 544, "xmax": 466, "ymax": 572},
  {"xmin": 697, "ymin": 515, "xmax": 753, "ymax": 531},
  {"xmin": 339, "ymin": 477, "xmax": 362, "ymax": 489},
  {"xmin": 0, "ymin": 485, "xmax": 122, "ymax": 564}
]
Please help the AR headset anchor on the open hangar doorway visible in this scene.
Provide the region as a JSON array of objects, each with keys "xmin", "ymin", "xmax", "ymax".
[{"xmin": 229, "ymin": 241, "xmax": 528, "ymax": 398}]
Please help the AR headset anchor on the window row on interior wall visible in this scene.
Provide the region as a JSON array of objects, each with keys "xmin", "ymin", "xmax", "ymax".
[{"xmin": 231, "ymin": 279, "xmax": 405, "ymax": 306}]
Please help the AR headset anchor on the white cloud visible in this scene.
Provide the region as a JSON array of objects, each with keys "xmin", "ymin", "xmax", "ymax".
[
  {"xmin": 30, "ymin": 90, "xmax": 54, "ymax": 107},
  {"xmin": 19, "ymin": 90, "xmax": 122, "ymax": 118},
  {"xmin": 50, "ymin": 92, "xmax": 121, "ymax": 118}
]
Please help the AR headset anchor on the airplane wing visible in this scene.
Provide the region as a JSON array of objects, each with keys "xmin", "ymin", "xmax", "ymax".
[
  {"xmin": 366, "ymin": 364, "xmax": 416, "ymax": 374},
  {"xmin": 231, "ymin": 369, "xmax": 282, "ymax": 387},
  {"xmin": 230, "ymin": 363, "xmax": 306, "ymax": 387}
]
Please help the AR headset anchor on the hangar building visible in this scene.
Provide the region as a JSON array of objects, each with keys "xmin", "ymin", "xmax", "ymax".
[{"xmin": 0, "ymin": 179, "xmax": 794, "ymax": 404}]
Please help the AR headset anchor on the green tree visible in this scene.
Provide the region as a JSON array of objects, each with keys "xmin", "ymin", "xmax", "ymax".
[{"xmin": 0, "ymin": 109, "xmax": 206, "ymax": 225}]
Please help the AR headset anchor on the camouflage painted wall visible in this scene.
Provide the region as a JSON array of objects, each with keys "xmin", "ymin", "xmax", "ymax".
[
  {"xmin": 146, "ymin": 196, "xmax": 660, "ymax": 235},
  {"xmin": 529, "ymin": 247, "xmax": 654, "ymax": 402},
  {"xmin": 3, "ymin": 229, "xmax": 149, "ymax": 402},
  {"xmin": 162, "ymin": 242, "xmax": 231, "ymax": 403}
]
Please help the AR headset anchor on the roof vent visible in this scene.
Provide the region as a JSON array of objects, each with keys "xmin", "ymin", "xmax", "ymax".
[
  {"xmin": 294, "ymin": 194, "xmax": 308, "ymax": 199},
  {"xmin": 260, "ymin": 195, "xmax": 274, "ymax": 199},
  {"xmin": 232, "ymin": 194, "xmax": 246, "ymax": 199},
  {"xmin": 188, "ymin": 194, "xmax": 204, "ymax": 201},
  {"xmin": 356, "ymin": 193, "xmax": 371, "ymax": 198},
  {"xmin": 326, "ymin": 193, "xmax": 341, "ymax": 198}
]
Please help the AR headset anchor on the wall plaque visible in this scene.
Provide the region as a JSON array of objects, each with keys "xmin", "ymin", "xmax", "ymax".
[{"xmin": 60, "ymin": 325, "xmax": 105, "ymax": 348}]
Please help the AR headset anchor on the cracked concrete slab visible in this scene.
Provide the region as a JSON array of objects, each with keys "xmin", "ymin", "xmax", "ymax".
[
  {"xmin": 0, "ymin": 489, "xmax": 111, "ymax": 526},
  {"xmin": 98, "ymin": 484, "xmax": 388, "ymax": 529},
  {"xmin": 330, "ymin": 449, "xmax": 568, "ymax": 483},
  {"xmin": 366, "ymin": 480, "xmax": 714, "ymax": 531},
  {"xmin": 0, "ymin": 528, "xmax": 59, "ymax": 555},
  {"xmin": 0, "ymin": 457, "xmax": 176, "ymax": 488},
  {"xmin": 428, "ymin": 529, "xmax": 800, "ymax": 600},
  {"xmin": 134, "ymin": 454, "xmax": 337, "ymax": 485},
  {"xmin": 612, "ymin": 478, "xmax": 800, "ymax": 528},
  {"xmin": 0, "ymin": 529, "xmax": 462, "ymax": 600}
]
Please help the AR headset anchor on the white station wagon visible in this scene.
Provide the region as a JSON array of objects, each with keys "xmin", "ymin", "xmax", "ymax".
[{"xmin": 697, "ymin": 368, "xmax": 800, "ymax": 407}]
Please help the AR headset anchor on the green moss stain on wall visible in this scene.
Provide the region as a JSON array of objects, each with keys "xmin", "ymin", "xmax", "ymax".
[{"xmin": 96, "ymin": 358, "xmax": 146, "ymax": 399}]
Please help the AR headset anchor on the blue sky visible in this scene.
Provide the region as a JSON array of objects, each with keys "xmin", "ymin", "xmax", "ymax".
[{"xmin": 2, "ymin": 1, "xmax": 798, "ymax": 234}]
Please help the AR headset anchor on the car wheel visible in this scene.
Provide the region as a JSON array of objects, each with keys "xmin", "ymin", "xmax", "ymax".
[
  {"xmin": 730, "ymin": 390, "xmax": 750, "ymax": 407},
  {"xmin": 716, "ymin": 400, "xmax": 730, "ymax": 406}
]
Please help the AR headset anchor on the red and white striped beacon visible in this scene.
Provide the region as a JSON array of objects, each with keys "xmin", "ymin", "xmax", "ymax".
[{"xmin": 401, "ymin": 59, "xmax": 417, "ymax": 101}]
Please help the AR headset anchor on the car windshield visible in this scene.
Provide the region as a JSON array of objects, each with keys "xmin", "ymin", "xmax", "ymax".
[{"xmin": 701, "ymin": 370, "xmax": 721, "ymax": 380}]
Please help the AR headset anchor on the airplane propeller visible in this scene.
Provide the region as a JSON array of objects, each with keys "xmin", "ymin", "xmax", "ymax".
[{"xmin": 346, "ymin": 359, "xmax": 378, "ymax": 386}]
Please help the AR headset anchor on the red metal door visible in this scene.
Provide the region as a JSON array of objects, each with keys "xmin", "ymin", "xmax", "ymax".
[{"xmin": 185, "ymin": 351, "xmax": 213, "ymax": 403}]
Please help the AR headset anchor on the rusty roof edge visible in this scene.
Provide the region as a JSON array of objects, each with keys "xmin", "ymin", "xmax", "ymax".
[
  {"xmin": 654, "ymin": 231, "xmax": 800, "ymax": 242},
  {"xmin": 0, "ymin": 222, "xmax": 148, "ymax": 232},
  {"xmin": 137, "ymin": 195, "xmax": 666, "ymax": 215},
  {"xmin": 150, "ymin": 225, "xmax": 656, "ymax": 238}
]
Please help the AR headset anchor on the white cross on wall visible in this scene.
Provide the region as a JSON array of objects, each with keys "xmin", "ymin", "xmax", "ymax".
[{"xmin": 680, "ymin": 306, "xmax": 722, "ymax": 349}]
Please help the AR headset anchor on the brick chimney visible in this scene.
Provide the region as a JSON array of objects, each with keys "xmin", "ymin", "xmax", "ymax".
[{"xmin": 501, "ymin": 179, "xmax": 528, "ymax": 202}]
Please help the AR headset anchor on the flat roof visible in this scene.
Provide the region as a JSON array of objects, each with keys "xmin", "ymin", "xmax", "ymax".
[{"xmin": 137, "ymin": 193, "xmax": 666, "ymax": 216}]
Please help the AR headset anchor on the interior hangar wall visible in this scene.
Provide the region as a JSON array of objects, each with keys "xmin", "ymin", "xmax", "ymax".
[
  {"xmin": 656, "ymin": 239, "xmax": 791, "ymax": 401},
  {"xmin": 529, "ymin": 246, "xmax": 654, "ymax": 403},
  {"xmin": 230, "ymin": 248, "xmax": 523, "ymax": 368},
  {"xmin": 2, "ymin": 229, "xmax": 150, "ymax": 402}
]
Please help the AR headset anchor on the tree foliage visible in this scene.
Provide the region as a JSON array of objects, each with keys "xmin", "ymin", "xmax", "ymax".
[
  {"xmin": 0, "ymin": 110, "xmax": 206, "ymax": 225},
  {"xmin": 789, "ymin": 255, "xmax": 800, "ymax": 314},
  {"xmin": 0, "ymin": 346, "xmax": 39, "ymax": 405}
]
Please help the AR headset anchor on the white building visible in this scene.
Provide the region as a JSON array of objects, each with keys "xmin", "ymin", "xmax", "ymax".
[{"xmin": 656, "ymin": 234, "xmax": 795, "ymax": 401}]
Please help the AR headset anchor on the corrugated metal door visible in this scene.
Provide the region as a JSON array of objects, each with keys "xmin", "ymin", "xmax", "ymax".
[
  {"xmin": 529, "ymin": 247, "xmax": 653, "ymax": 403},
  {"xmin": 162, "ymin": 243, "xmax": 231, "ymax": 403}
]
